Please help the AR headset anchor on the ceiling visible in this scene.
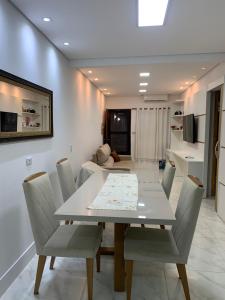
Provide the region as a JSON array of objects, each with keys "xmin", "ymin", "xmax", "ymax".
[
  {"xmin": 11, "ymin": 0, "xmax": 225, "ymax": 60},
  {"xmin": 80, "ymin": 62, "xmax": 218, "ymax": 96},
  {"xmin": 10, "ymin": 0, "xmax": 225, "ymax": 96}
]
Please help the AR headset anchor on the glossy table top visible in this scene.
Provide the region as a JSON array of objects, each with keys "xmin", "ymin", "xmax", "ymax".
[{"xmin": 55, "ymin": 168, "xmax": 176, "ymax": 225}]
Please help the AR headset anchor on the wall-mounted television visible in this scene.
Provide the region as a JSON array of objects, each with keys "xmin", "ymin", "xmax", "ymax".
[{"xmin": 183, "ymin": 114, "xmax": 196, "ymax": 143}]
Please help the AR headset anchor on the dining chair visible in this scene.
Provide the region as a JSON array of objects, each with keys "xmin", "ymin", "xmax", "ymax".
[
  {"xmin": 161, "ymin": 160, "xmax": 176, "ymax": 199},
  {"xmin": 56, "ymin": 158, "xmax": 76, "ymax": 202},
  {"xmin": 141, "ymin": 160, "xmax": 176, "ymax": 229},
  {"xmin": 23, "ymin": 172, "xmax": 102, "ymax": 300},
  {"xmin": 159, "ymin": 160, "xmax": 176, "ymax": 229},
  {"xmin": 125, "ymin": 175, "xmax": 204, "ymax": 300},
  {"xmin": 57, "ymin": 158, "xmax": 106, "ymax": 230}
]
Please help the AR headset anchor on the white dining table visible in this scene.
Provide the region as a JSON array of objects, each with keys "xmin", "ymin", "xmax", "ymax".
[{"xmin": 55, "ymin": 169, "xmax": 176, "ymax": 292}]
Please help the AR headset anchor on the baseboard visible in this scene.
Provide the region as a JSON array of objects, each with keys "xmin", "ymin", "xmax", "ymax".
[{"xmin": 0, "ymin": 242, "xmax": 35, "ymax": 297}]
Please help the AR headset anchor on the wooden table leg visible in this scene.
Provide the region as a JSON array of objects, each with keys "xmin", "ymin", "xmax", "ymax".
[{"xmin": 114, "ymin": 223, "xmax": 127, "ymax": 292}]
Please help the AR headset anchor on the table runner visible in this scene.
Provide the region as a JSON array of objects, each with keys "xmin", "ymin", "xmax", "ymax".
[{"xmin": 88, "ymin": 173, "xmax": 138, "ymax": 210}]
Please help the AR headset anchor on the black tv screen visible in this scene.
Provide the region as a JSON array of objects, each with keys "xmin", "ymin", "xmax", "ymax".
[
  {"xmin": 0, "ymin": 111, "xmax": 18, "ymax": 132},
  {"xmin": 183, "ymin": 114, "xmax": 196, "ymax": 143}
]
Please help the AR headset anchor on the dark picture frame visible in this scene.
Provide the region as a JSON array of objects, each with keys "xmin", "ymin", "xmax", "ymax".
[{"xmin": 0, "ymin": 69, "xmax": 53, "ymax": 143}]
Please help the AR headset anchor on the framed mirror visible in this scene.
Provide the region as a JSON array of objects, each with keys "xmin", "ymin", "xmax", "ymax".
[{"xmin": 0, "ymin": 69, "xmax": 53, "ymax": 143}]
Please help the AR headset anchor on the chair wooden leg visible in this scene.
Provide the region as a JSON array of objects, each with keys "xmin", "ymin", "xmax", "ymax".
[
  {"xmin": 114, "ymin": 223, "xmax": 126, "ymax": 291},
  {"xmin": 176, "ymin": 264, "xmax": 191, "ymax": 300},
  {"xmin": 34, "ymin": 255, "xmax": 46, "ymax": 295},
  {"xmin": 125, "ymin": 260, "xmax": 133, "ymax": 300},
  {"xmin": 49, "ymin": 256, "xmax": 55, "ymax": 270},
  {"xmin": 86, "ymin": 258, "xmax": 94, "ymax": 300},
  {"xmin": 176, "ymin": 264, "xmax": 181, "ymax": 278},
  {"xmin": 160, "ymin": 225, "xmax": 165, "ymax": 229},
  {"xmin": 98, "ymin": 222, "xmax": 105, "ymax": 229},
  {"xmin": 96, "ymin": 250, "xmax": 101, "ymax": 272}
]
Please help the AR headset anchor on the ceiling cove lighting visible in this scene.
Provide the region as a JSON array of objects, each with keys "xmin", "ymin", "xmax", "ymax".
[
  {"xmin": 43, "ymin": 17, "xmax": 51, "ymax": 22},
  {"xmin": 140, "ymin": 82, "xmax": 148, "ymax": 86},
  {"xmin": 139, "ymin": 89, "xmax": 147, "ymax": 93},
  {"xmin": 63, "ymin": 42, "xmax": 70, "ymax": 46},
  {"xmin": 139, "ymin": 72, "xmax": 150, "ymax": 77},
  {"xmin": 138, "ymin": 0, "xmax": 169, "ymax": 27}
]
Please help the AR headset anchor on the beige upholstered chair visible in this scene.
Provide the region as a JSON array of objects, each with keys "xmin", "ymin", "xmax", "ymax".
[
  {"xmin": 162, "ymin": 160, "xmax": 176, "ymax": 199},
  {"xmin": 56, "ymin": 158, "xmax": 76, "ymax": 202},
  {"xmin": 159, "ymin": 160, "xmax": 176, "ymax": 229},
  {"xmin": 125, "ymin": 175, "xmax": 204, "ymax": 300},
  {"xmin": 57, "ymin": 158, "xmax": 106, "ymax": 229},
  {"xmin": 23, "ymin": 172, "xmax": 102, "ymax": 299},
  {"xmin": 141, "ymin": 160, "xmax": 176, "ymax": 229}
]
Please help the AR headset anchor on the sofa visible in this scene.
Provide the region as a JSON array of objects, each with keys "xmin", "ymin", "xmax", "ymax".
[
  {"xmin": 92, "ymin": 143, "xmax": 134, "ymax": 170},
  {"xmin": 75, "ymin": 144, "xmax": 134, "ymax": 189}
]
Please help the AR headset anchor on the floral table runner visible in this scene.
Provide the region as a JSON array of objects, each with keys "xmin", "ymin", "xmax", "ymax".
[{"xmin": 88, "ymin": 173, "xmax": 138, "ymax": 211}]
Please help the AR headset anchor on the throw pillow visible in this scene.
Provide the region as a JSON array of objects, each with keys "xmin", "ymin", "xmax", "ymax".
[{"xmin": 111, "ymin": 150, "xmax": 120, "ymax": 162}]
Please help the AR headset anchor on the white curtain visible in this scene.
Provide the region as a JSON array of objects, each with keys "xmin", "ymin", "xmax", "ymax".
[{"xmin": 134, "ymin": 107, "xmax": 170, "ymax": 161}]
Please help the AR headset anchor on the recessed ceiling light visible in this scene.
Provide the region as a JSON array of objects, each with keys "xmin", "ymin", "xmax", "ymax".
[
  {"xmin": 63, "ymin": 42, "xmax": 70, "ymax": 46},
  {"xmin": 179, "ymin": 86, "xmax": 184, "ymax": 90},
  {"xmin": 138, "ymin": 0, "xmax": 169, "ymax": 27},
  {"xmin": 201, "ymin": 67, "xmax": 207, "ymax": 70},
  {"xmin": 94, "ymin": 78, "xmax": 99, "ymax": 81},
  {"xmin": 43, "ymin": 17, "xmax": 51, "ymax": 22},
  {"xmin": 185, "ymin": 81, "xmax": 189, "ymax": 85},
  {"xmin": 87, "ymin": 70, "xmax": 92, "ymax": 74},
  {"xmin": 139, "ymin": 89, "xmax": 147, "ymax": 93},
  {"xmin": 140, "ymin": 82, "xmax": 148, "ymax": 86},
  {"xmin": 103, "ymin": 88, "xmax": 107, "ymax": 91},
  {"xmin": 140, "ymin": 72, "xmax": 150, "ymax": 77},
  {"xmin": 106, "ymin": 92, "xmax": 111, "ymax": 95}
]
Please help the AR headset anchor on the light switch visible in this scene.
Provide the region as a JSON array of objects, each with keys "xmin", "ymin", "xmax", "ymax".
[{"xmin": 26, "ymin": 156, "xmax": 32, "ymax": 166}]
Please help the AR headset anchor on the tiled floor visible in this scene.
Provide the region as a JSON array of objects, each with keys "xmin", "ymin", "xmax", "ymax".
[{"xmin": 1, "ymin": 177, "xmax": 225, "ymax": 300}]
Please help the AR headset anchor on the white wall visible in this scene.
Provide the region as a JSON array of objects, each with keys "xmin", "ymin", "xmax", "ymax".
[
  {"xmin": 180, "ymin": 63, "xmax": 225, "ymax": 158},
  {"xmin": 0, "ymin": 0, "xmax": 105, "ymax": 296},
  {"xmin": 106, "ymin": 95, "xmax": 179, "ymax": 109},
  {"xmin": 181, "ymin": 62, "xmax": 225, "ymax": 221}
]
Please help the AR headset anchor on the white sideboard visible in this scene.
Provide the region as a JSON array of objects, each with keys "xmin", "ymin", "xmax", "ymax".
[{"xmin": 166, "ymin": 149, "xmax": 204, "ymax": 181}]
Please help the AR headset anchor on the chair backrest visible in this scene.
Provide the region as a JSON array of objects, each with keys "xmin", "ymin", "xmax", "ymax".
[
  {"xmin": 23, "ymin": 172, "xmax": 59, "ymax": 254},
  {"xmin": 76, "ymin": 161, "xmax": 104, "ymax": 189},
  {"xmin": 56, "ymin": 158, "xmax": 76, "ymax": 202},
  {"xmin": 161, "ymin": 161, "xmax": 176, "ymax": 199},
  {"xmin": 172, "ymin": 175, "xmax": 204, "ymax": 263}
]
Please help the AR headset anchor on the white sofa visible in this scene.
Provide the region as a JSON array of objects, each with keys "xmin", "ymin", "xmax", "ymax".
[
  {"xmin": 75, "ymin": 144, "xmax": 134, "ymax": 189},
  {"xmin": 92, "ymin": 143, "xmax": 134, "ymax": 170}
]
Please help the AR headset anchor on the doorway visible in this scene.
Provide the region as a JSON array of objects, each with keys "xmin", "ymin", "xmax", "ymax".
[
  {"xmin": 104, "ymin": 109, "xmax": 131, "ymax": 155},
  {"xmin": 205, "ymin": 86, "xmax": 223, "ymax": 209}
]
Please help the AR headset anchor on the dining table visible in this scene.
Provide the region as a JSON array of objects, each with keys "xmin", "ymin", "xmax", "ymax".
[{"xmin": 55, "ymin": 165, "xmax": 176, "ymax": 292}]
